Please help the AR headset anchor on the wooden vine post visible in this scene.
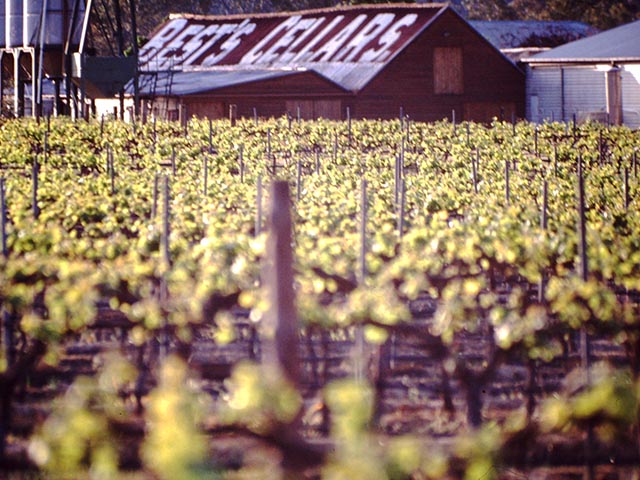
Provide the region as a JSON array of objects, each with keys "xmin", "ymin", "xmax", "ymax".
[
  {"xmin": 203, "ymin": 157, "xmax": 208, "ymax": 196},
  {"xmin": 505, "ymin": 159, "xmax": 510, "ymax": 205},
  {"xmin": 239, "ymin": 145, "xmax": 245, "ymax": 183},
  {"xmin": 296, "ymin": 160, "xmax": 302, "ymax": 202},
  {"xmin": 347, "ymin": 107, "xmax": 352, "ymax": 147},
  {"xmin": 539, "ymin": 180, "xmax": 548, "ymax": 302},
  {"xmin": 208, "ymin": 118, "xmax": 213, "ymax": 153},
  {"xmin": 256, "ymin": 175, "xmax": 263, "ymax": 237},
  {"xmin": 32, "ymin": 157, "xmax": 40, "ymax": 219},
  {"xmin": 262, "ymin": 180, "xmax": 328, "ymax": 472},
  {"xmin": 1, "ymin": 177, "xmax": 13, "ymax": 369},
  {"xmin": 577, "ymin": 155, "xmax": 595, "ymax": 480},
  {"xmin": 151, "ymin": 173, "xmax": 159, "ymax": 219},
  {"xmin": 264, "ymin": 180, "xmax": 300, "ymax": 386},
  {"xmin": 160, "ymin": 175, "xmax": 171, "ymax": 357},
  {"xmin": 355, "ymin": 178, "xmax": 368, "ymax": 384},
  {"xmin": 229, "ymin": 105, "xmax": 237, "ymax": 127},
  {"xmin": 1, "ymin": 178, "xmax": 7, "ymax": 258}
]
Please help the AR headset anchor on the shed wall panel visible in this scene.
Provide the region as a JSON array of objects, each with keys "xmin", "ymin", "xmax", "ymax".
[
  {"xmin": 563, "ymin": 67, "xmax": 606, "ymax": 121},
  {"xmin": 526, "ymin": 66, "xmax": 562, "ymax": 122},
  {"xmin": 622, "ymin": 64, "xmax": 640, "ymax": 128}
]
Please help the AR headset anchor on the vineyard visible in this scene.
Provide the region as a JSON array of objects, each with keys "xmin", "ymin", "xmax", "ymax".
[{"xmin": 0, "ymin": 115, "xmax": 639, "ymax": 479}]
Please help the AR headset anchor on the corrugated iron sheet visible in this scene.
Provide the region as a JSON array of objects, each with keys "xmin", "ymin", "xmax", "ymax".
[
  {"xmin": 526, "ymin": 20, "xmax": 640, "ymax": 63},
  {"xmin": 138, "ymin": 4, "xmax": 446, "ymax": 92},
  {"xmin": 471, "ymin": 20, "xmax": 597, "ymax": 49},
  {"xmin": 136, "ymin": 69, "xmax": 310, "ymax": 96}
]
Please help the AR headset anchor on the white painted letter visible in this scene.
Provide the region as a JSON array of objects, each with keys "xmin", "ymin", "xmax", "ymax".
[
  {"xmin": 334, "ymin": 13, "xmax": 395, "ymax": 62},
  {"xmin": 308, "ymin": 14, "xmax": 367, "ymax": 63},
  {"xmin": 202, "ymin": 19, "xmax": 257, "ymax": 66},
  {"xmin": 291, "ymin": 15, "xmax": 345, "ymax": 63},
  {"xmin": 240, "ymin": 16, "xmax": 301, "ymax": 65},
  {"xmin": 360, "ymin": 14, "xmax": 417, "ymax": 63},
  {"xmin": 139, "ymin": 18, "xmax": 188, "ymax": 65}
]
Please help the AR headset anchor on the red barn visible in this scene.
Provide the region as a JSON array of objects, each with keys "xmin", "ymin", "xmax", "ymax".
[{"xmin": 136, "ymin": 3, "xmax": 524, "ymax": 122}]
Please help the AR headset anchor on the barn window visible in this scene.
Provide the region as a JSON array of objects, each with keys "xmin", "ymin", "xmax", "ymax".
[{"xmin": 434, "ymin": 47, "xmax": 463, "ymax": 95}]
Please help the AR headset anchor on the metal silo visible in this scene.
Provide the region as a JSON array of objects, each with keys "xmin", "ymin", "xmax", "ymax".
[{"xmin": 5, "ymin": 0, "xmax": 22, "ymax": 48}]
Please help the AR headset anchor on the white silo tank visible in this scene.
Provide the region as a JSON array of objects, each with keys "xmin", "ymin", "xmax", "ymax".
[{"xmin": 5, "ymin": 0, "xmax": 22, "ymax": 48}]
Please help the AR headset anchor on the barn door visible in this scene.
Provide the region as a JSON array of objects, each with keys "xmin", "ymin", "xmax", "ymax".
[
  {"xmin": 286, "ymin": 100, "xmax": 342, "ymax": 120},
  {"xmin": 185, "ymin": 101, "xmax": 225, "ymax": 120},
  {"xmin": 314, "ymin": 100, "xmax": 341, "ymax": 120},
  {"xmin": 286, "ymin": 100, "xmax": 314, "ymax": 119}
]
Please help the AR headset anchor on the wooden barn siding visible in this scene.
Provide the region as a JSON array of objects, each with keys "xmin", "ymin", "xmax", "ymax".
[
  {"xmin": 183, "ymin": 95, "xmax": 351, "ymax": 120},
  {"xmin": 182, "ymin": 71, "xmax": 350, "ymax": 120},
  {"xmin": 355, "ymin": 9, "xmax": 525, "ymax": 122}
]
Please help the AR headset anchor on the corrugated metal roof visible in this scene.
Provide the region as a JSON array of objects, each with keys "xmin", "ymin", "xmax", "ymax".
[
  {"xmin": 470, "ymin": 20, "xmax": 596, "ymax": 49},
  {"xmin": 136, "ymin": 69, "xmax": 318, "ymax": 96},
  {"xmin": 138, "ymin": 3, "xmax": 447, "ymax": 92},
  {"xmin": 525, "ymin": 19, "xmax": 640, "ymax": 63}
]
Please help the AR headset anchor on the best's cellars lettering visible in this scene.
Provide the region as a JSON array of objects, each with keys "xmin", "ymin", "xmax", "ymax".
[{"xmin": 139, "ymin": 12, "xmax": 419, "ymax": 69}]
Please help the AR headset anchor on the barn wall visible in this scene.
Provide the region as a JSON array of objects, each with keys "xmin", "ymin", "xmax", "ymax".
[
  {"xmin": 179, "ymin": 95, "xmax": 350, "ymax": 120},
  {"xmin": 356, "ymin": 9, "xmax": 525, "ymax": 122}
]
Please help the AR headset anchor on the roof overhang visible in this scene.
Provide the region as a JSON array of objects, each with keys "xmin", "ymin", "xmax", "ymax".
[{"xmin": 524, "ymin": 57, "xmax": 640, "ymax": 65}]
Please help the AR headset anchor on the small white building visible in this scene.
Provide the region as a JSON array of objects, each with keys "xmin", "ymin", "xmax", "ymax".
[{"xmin": 523, "ymin": 20, "xmax": 640, "ymax": 128}]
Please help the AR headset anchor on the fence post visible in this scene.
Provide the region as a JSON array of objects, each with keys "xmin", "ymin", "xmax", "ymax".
[{"xmin": 264, "ymin": 180, "xmax": 300, "ymax": 386}]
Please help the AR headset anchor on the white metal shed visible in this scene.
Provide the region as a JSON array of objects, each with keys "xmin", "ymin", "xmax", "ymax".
[{"xmin": 523, "ymin": 20, "xmax": 640, "ymax": 128}]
